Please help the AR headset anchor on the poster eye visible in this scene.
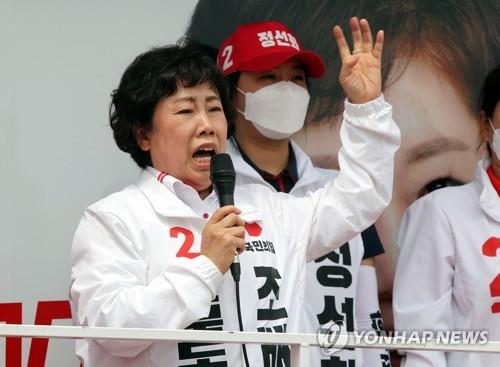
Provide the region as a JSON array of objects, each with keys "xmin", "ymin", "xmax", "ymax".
[{"xmin": 421, "ymin": 177, "xmax": 464, "ymax": 197}]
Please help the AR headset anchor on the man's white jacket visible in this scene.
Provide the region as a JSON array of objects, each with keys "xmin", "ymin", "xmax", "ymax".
[{"xmin": 70, "ymin": 96, "xmax": 400, "ymax": 367}]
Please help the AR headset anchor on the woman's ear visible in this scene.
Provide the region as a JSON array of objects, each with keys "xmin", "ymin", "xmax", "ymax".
[
  {"xmin": 135, "ymin": 124, "xmax": 151, "ymax": 151},
  {"xmin": 479, "ymin": 110, "xmax": 492, "ymax": 145}
]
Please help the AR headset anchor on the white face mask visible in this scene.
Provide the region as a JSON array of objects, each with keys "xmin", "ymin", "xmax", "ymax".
[
  {"xmin": 237, "ymin": 81, "xmax": 310, "ymax": 140},
  {"xmin": 489, "ymin": 118, "xmax": 500, "ymax": 159}
]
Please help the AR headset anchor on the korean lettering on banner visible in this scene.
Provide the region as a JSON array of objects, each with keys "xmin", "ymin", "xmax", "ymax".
[
  {"xmin": 370, "ymin": 310, "xmax": 385, "ymax": 336},
  {"xmin": 177, "ymin": 296, "xmax": 227, "ymax": 366},
  {"xmin": 315, "ymin": 245, "xmax": 391, "ymax": 367},
  {"xmin": 319, "ymin": 353, "xmax": 390, "ymax": 367},
  {"xmin": 257, "ymin": 30, "xmax": 299, "ymax": 50},
  {"xmin": 254, "ymin": 266, "xmax": 290, "ymax": 367},
  {"xmin": 370, "ymin": 311, "xmax": 392, "ymax": 366},
  {"xmin": 171, "ymin": 226, "xmax": 227, "ymax": 366},
  {"xmin": 0, "ymin": 300, "xmax": 72, "ymax": 367},
  {"xmin": 315, "ymin": 243, "xmax": 355, "ymax": 366}
]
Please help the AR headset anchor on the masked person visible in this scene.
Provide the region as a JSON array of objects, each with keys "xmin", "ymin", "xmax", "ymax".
[
  {"xmin": 394, "ymin": 66, "xmax": 500, "ymax": 367},
  {"xmin": 217, "ymin": 19, "xmax": 390, "ymax": 366},
  {"xmin": 70, "ymin": 19, "xmax": 400, "ymax": 367},
  {"xmin": 186, "ymin": 5, "xmax": 500, "ymax": 350}
]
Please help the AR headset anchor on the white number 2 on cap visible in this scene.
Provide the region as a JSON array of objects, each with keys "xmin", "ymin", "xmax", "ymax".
[{"xmin": 221, "ymin": 45, "xmax": 233, "ymax": 71}]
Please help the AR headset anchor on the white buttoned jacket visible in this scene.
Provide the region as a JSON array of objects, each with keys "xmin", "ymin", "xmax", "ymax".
[
  {"xmin": 70, "ymin": 96, "xmax": 400, "ymax": 367},
  {"xmin": 394, "ymin": 159, "xmax": 500, "ymax": 367}
]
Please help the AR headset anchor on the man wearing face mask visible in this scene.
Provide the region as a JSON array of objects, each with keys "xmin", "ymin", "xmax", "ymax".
[
  {"xmin": 218, "ymin": 20, "xmax": 391, "ymax": 366},
  {"xmin": 394, "ymin": 65, "xmax": 500, "ymax": 367}
]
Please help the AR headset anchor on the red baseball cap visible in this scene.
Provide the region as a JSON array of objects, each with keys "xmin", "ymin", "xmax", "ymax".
[{"xmin": 217, "ymin": 21, "xmax": 326, "ymax": 78}]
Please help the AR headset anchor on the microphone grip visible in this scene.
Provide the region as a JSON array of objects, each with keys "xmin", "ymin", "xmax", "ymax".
[
  {"xmin": 230, "ymin": 252, "xmax": 240, "ymax": 282},
  {"xmin": 219, "ymin": 194, "xmax": 235, "ymax": 207}
]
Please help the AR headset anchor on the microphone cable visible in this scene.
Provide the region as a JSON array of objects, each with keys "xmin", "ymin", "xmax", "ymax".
[{"xmin": 235, "ymin": 276, "xmax": 250, "ymax": 367}]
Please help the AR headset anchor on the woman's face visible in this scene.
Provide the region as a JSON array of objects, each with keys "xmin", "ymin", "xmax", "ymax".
[
  {"xmin": 137, "ymin": 82, "xmax": 227, "ymax": 196},
  {"xmin": 233, "ymin": 57, "xmax": 308, "ymax": 145},
  {"xmin": 294, "ymin": 57, "xmax": 483, "ymax": 294},
  {"xmin": 235, "ymin": 57, "xmax": 307, "ymax": 111}
]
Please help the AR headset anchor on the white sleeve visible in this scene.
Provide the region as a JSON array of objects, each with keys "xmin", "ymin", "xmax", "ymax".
[
  {"xmin": 280, "ymin": 95, "xmax": 401, "ymax": 261},
  {"xmin": 70, "ymin": 209, "xmax": 223, "ymax": 358},
  {"xmin": 393, "ymin": 196, "xmax": 455, "ymax": 367},
  {"xmin": 356, "ymin": 265, "xmax": 392, "ymax": 366}
]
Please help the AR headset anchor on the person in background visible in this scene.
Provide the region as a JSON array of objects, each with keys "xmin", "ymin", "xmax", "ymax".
[
  {"xmin": 216, "ymin": 18, "xmax": 390, "ymax": 366},
  {"xmin": 185, "ymin": 3, "xmax": 500, "ymax": 348},
  {"xmin": 394, "ymin": 66, "xmax": 500, "ymax": 367},
  {"xmin": 70, "ymin": 19, "xmax": 400, "ymax": 367}
]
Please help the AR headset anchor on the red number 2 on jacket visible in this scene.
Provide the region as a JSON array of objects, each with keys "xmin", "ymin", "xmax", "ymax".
[
  {"xmin": 482, "ymin": 237, "xmax": 500, "ymax": 314},
  {"xmin": 171, "ymin": 227, "xmax": 200, "ymax": 259}
]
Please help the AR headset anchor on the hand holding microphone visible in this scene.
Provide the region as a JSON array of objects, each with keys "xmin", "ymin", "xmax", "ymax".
[{"xmin": 200, "ymin": 153, "xmax": 244, "ymax": 281}]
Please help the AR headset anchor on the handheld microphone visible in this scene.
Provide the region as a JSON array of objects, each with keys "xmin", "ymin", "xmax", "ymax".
[
  {"xmin": 210, "ymin": 154, "xmax": 250, "ymax": 366},
  {"xmin": 210, "ymin": 153, "xmax": 240, "ymax": 281}
]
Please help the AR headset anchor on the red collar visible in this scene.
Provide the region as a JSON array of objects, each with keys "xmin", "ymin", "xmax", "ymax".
[{"xmin": 486, "ymin": 164, "xmax": 500, "ymax": 196}]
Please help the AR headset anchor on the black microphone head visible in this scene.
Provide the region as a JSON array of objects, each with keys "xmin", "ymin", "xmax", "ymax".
[
  {"xmin": 210, "ymin": 153, "xmax": 236, "ymax": 207},
  {"xmin": 210, "ymin": 153, "xmax": 235, "ymax": 178}
]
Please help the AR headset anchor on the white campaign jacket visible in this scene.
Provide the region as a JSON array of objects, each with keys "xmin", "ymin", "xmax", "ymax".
[
  {"xmin": 227, "ymin": 137, "xmax": 390, "ymax": 366},
  {"xmin": 70, "ymin": 96, "xmax": 400, "ymax": 367},
  {"xmin": 394, "ymin": 159, "xmax": 500, "ymax": 367}
]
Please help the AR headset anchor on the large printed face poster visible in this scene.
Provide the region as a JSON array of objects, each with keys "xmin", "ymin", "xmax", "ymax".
[
  {"xmin": 1, "ymin": 1, "xmax": 499, "ymax": 366},
  {"xmin": 185, "ymin": 0, "xmax": 500, "ymax": 329}
]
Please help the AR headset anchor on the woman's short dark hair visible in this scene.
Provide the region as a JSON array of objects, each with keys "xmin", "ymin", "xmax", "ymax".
[
  {"xmin": 109, "ymin": 40, "xmax": 234, "ymax": 168},
  {"xmin": 480, "ymin": 65, "xmax": 500, "ymax": 119}
]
